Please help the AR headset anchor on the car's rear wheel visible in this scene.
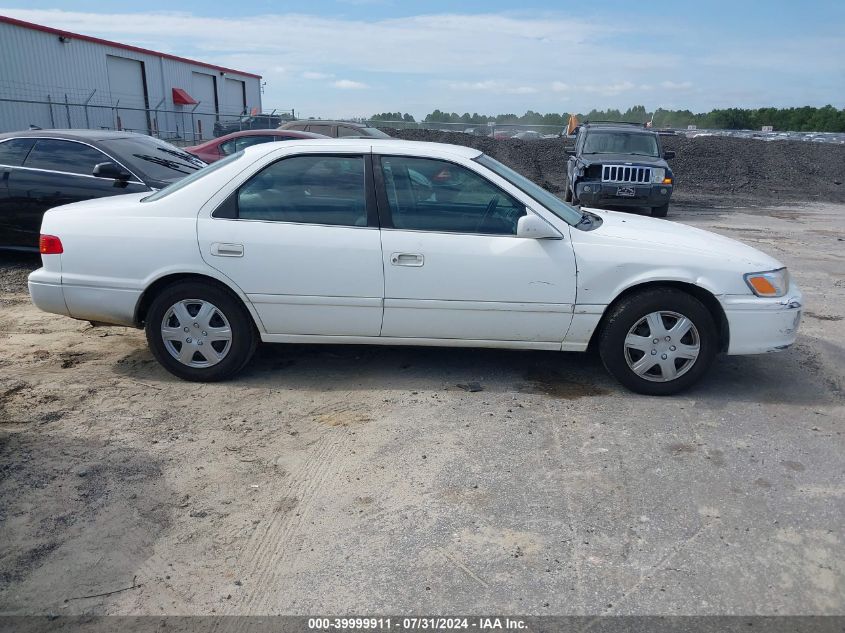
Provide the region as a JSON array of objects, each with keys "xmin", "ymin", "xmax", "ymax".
[
  {"xmin": 598, "ymin": 288, "xmax": 717, "ymax": 395},
  {"xmin": 651, "ymin": 203, "xmax": 669, "ymax": 217},
  {"xmin": 145, "ymin": 281, "xmax": 257, "ymax": 382}
]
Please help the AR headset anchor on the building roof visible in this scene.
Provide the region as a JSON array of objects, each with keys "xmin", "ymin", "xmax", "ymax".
[{"xmin": 0, "ymin": 15, "xmax": 262, "ymax": 79}]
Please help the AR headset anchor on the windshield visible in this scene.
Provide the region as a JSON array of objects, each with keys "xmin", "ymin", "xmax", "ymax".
[
  {"xmin": 100, "ymin": 137, "xmax": 207, "ymax": 183},
  {"xmin": 583, "ymin": 131, "xmax": 659, "ymax": 157},
  {"xmin": 142, "ymin": 151, "xmax": 243, "ymax": 201},
  {"xmin": 475, "ymin": 154, "xmax": 582, "ymax": 225}
]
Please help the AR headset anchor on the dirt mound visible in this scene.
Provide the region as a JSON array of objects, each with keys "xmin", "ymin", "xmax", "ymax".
[{"xmin": 383, "ymin": 128, "xmax": 845, "ymax": 205}]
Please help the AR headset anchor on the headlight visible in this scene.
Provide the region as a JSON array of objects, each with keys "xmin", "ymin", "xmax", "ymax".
[
  {"xmin": 744, "ymin": 268, "xmax": 790, "ymax": 297},
  {"xmin": 651, "ymin": 168, "xmax": 666, "ymax": 183}
]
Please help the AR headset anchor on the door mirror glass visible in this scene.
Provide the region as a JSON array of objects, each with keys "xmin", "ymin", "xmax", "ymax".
[
  {"xmin": 516, "ymin": 213, "xmax": 562, "ymax": 239},
  {"xmin": 663, "ymin": 150, "xmax": 676, "ymax": 159},
  {"xmin": 93, "ymin": 161, "xmax": 132, "ymax": 180}
]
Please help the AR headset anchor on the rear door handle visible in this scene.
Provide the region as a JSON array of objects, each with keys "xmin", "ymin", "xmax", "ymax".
[
  {"xmin": 390, "ymin": 252, "xmax": 424, "ymax": 267},
  {"xmin": 211, "ymin": 242, "xmax": 244, "ymax": 257}
]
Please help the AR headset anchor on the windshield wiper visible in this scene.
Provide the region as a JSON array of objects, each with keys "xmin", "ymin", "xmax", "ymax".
[{"xmin": 575, "ymin": 212, "xmax": 594, "ymax": 228}]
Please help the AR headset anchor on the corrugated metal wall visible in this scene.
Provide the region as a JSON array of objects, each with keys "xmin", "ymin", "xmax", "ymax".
[{"xmin": 0, "ymin": 20, "xmax": 262, "ymax": 140}]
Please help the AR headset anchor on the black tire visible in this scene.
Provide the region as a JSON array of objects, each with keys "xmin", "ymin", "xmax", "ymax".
[
  {"xmin": 651, "ymin": 203, "xmax": 669, "ymax": 218},
  {"xmin": 145, "ymin": 280, "xmax": 257, "ymax": 382},
  {"xmin": 598, "ymin": 288, "xmax": 717, "ymax": 396}
]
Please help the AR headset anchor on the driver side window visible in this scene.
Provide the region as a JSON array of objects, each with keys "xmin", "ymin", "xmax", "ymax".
[{"xmin": 379, "ymin": 156, "xmax": 525, "ymax": 235}]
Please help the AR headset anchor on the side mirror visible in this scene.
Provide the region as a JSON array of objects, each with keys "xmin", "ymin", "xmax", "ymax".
[
  {"xmin": 663, "ymin": 150, "xmax": 676, "ymax": 159},
  {"xmin": 93, "ymin": 161, "xmax": 132, "ymax": 181},
  {"xmin": 517, "ymin": 213, "xmax": 562, "ymax": 239}
]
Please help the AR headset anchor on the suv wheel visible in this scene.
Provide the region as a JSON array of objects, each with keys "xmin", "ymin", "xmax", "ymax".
[
  {"xmin": 145, "ymin": 281, "xmax": 257, "ymax": 382},
  {"xmin": 652, "ymin": 203, "xmax": 669, "ymax": 218},
  {"xmin": 598, "ymin": 288, "xmax": 717, "ymax": 395}
]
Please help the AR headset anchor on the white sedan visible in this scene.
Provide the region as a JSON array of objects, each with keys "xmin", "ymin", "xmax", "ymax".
[{"xmin": 28, "ymin": 139, "xmax": 803, "ymax": 395}]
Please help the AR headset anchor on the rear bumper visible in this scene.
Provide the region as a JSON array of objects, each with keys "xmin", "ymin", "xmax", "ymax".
[
  {"xmin": 576, "ymin": 181, "xmax": 673, "ymax": 207},
  {"xmin": 722, "ymin": 287, "xmax": 803, "ymax": 355},
  {"xmin": 28, "ymin": 268, "xmax": 69, "ymax": 316}
]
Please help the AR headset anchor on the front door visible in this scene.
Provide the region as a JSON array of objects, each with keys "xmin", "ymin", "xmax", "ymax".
[
  {"xmin": 375, "ymin": 155, "xmax": 577, "ymax": 343},
  {"xmin": 6, "ymin": 138, "xmax": 148, "ymax": 249},
  {"xmin": 197, "ymin": 151, "xmax": 384, "ymax": 336}
]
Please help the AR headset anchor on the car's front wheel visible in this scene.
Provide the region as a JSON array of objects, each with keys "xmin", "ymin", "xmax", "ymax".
[
  {"xmin": 651, "ymin": 203, "xmax": 669, "ymax": 217},
  {"xmin": 145, "ymin": 281, "xmax": 257, "ymax": 382},
  {"xmin": 598, "ymin": 288, "xmax": 717, "ymax": 395}
]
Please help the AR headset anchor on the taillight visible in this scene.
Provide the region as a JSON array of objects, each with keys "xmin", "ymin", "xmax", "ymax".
[{"xmin": 39, "ymin": 234, "xmax": 63, "ymax": 254}]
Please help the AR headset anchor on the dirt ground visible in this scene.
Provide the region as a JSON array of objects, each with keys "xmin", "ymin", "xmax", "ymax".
[{"xmin": 0, "ymin": 202, "xmax": 843, "ymax": 616}]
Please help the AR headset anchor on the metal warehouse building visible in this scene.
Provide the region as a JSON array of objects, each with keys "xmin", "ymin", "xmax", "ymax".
[{"xmin": 0, "ymin": 15, "xmax": 263, "ymax": 142}]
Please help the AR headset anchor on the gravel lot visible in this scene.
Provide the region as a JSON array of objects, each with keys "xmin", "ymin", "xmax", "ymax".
[
  {"xmin": 385, "ymin": 129, "xmax": 845, "ymax": 207},
  {"xmin": 1, "ymin": 197, "xmax": 843, "ymax": 612}
]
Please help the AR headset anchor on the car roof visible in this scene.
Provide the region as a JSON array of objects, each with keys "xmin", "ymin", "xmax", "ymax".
[
  {"xmin": 240, "ymin": 138, "xmax": 484, "ymax": 159},
  {"xmin": 0, "ymin": 129, "xmax": 151, "ymax": 142},
  {"xmin": 212, "ymin": 129, "xmax": 328, "ymax": 142},
  {"xmin": 282, "ymin": 120, "xmax": 370, "ymax": 128}
]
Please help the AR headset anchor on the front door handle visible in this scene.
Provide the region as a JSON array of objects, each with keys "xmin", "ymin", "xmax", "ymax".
[
  {"xmin": 390, "ymin": 252, "xmax": 424, "ymax": 267},
  {"xmin": 211, "ymin": 242, "xmax": 244, "ymax": 257}
]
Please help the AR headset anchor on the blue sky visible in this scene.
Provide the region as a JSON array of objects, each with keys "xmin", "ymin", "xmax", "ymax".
[{"xmin": 1, "ymin": 1, "xmax": 843, "ymax": 118}]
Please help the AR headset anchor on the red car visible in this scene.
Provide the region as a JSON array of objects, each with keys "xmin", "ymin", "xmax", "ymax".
[{"xmin": 185, "ymin": 129, "xmax": 327, "ymax": 163}]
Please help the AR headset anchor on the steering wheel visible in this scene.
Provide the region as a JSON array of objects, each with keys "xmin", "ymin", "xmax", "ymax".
[{"xmin": 477, "ymin": 195, "xmax": 500, "ymax": 232}]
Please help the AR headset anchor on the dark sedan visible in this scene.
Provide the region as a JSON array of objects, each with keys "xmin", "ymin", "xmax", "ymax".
[
  {"xmin": 184, "ymin": 129, "xmax": 327, "ymax": 163},
  {"xmin": 0, "ymin": 130, "xmax": 206, "ymax": 251}
]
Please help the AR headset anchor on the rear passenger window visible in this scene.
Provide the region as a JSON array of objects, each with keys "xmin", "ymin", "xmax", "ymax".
[
  {"xmin": 234, "ymin": 155, "xmax": 367, "ymax": 226},
  {"xmin": 0, "ymin": 138, "xmax": 35, "ymax": 166},
  {"xmin": 24, "ymin": 139, "xmax": 112, "ymax": 176},
  {"xmin": 337, "ymin": 126, "xmax": 360, "ymax": 137},
  {"xmin": 307, "ymin": 125, "xmax": 334, "ymax": 136}
]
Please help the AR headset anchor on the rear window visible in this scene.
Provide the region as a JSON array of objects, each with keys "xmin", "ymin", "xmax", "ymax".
[
  {"xmin": 100, "ymin": 137, "xmax": 207, "ymax": 183},
  {"xmin": 143, "ymin": 151, "xmax": 243, "ymax": 202},
  {"xmin": 0, "ymin": 138, "xmax": 35, "ymax": 166}
]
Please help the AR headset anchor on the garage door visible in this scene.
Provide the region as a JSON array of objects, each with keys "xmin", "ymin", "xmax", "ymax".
[
  {"xmin": 192, "ymin": 72, "xmax": 218, "ymax": 140},
  {"xmin": 106, "ymin": 55, "xmax": 150, "ymax": 134},
  {"xmin": 223, "ymin": 78, "xmax": 246, "ymax": 116}
]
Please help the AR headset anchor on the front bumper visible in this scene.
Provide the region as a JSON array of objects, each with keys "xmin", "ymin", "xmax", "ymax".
[
  {"xmin": 576, "ymin": 181, "xmax": 673, "ymax": 207},
  {"xmin": 721, "ymin": 286, "xmax": 803, "ymax": 355}
]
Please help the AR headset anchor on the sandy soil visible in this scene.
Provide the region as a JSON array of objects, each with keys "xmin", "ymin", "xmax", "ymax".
[{"xmin": 0, "ymin": 203, "xmax": 843, "ymax": 616}]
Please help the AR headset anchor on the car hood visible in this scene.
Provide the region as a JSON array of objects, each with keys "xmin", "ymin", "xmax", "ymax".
[
  {"xmin": 583, "ymin": 208, "xmax": 782, "ymax": 269},
  {"xmin": 579, "ymin": 153, "xmax": 668, "ymax": 167}
]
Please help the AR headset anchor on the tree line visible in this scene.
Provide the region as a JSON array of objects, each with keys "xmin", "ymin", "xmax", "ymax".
[{"xmin": 370, "ymin": 106, "xmax": 845, "ymax": 132}]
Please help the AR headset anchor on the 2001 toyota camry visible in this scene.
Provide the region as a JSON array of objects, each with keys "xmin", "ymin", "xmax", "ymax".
[{"xmin": 28, "ymin": 139, "xmax": 803, "ymax": 395}]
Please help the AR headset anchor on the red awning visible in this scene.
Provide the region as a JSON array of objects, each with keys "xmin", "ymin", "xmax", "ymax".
[{"xmin": 172, "ymin": 88, "xmax": 198, "ymax": 105}]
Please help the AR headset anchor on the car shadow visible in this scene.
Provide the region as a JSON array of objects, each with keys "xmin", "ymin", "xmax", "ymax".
[{"xmin": 112, "ymin": 337, "xmax": 837, "ymax": 406}]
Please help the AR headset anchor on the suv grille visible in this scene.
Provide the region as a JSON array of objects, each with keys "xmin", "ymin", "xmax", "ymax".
[{"xmin": 602, "ymin": 165, "xmax": 652, "ymax": 184}]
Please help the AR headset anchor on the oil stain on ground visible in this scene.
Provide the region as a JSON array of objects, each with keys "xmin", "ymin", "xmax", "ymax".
[{"xmin": 518, "ymin": 369, "xmax": 609, "ymax": 400}]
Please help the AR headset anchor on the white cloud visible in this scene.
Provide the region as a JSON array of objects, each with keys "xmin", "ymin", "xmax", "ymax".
[
  {"xmin": 447, "ymin": 81, "xmax": 537, "ymax": 95},
  {"xmin": 333, "ymin": 79, "xmax": 368, "ymax": 89},
  {"xmin": 551, "ymin": 81, "xmax": 570, "ymax": 92},
  {"xmin": 302, "ymin": 71, "xmax": 334, "ymax": 80},
  {"xmin": 660, "ymin": 80, "xmax": 693, "ymax": 90}
]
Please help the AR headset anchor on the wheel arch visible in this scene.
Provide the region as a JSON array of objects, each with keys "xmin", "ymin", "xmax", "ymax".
[
  {"xmin": 133, "ymin": 272, "xmax": 264, "ymax": 333},
  {"xmin": 587, "ymin": 280, "xmax": 730, "ymax": 353}
]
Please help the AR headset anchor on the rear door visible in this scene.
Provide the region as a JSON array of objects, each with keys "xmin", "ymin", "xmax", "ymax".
[
  {"xmin": 197, "ymin": 147, "xmax": 384, "ymax": 336},
  {"xmin": 0, "ymin": 137, "xmax": 36, "ymax": 248}
]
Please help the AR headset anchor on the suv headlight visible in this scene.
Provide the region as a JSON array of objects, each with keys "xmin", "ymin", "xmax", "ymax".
[
  {"xmin": 744, "ymin": 268, "xmax": 790, "ymax": 297},
  {"xmin": 651, "ymin": 168, "xmax": 666, "ymax": 183}
]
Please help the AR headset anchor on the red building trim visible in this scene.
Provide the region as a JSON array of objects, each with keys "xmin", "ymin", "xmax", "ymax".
[{"xmin": 0, "ymin": 14, "xmax": 262, "ymax": 79}]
